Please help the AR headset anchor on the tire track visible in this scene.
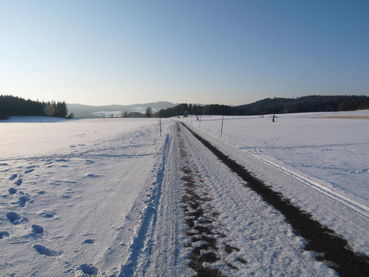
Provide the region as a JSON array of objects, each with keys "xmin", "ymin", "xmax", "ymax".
[
  {"xmin": 181, "ymin": 122, "xmax": 369, "ymax": 277},
  {"xmin": 177, "ymin": 125, "xmax": 245, "ymax": 276}
]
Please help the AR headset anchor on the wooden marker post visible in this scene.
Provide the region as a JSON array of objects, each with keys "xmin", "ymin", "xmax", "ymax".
[
  {"xmin": 220, "ymin": 116, "xmax": 224, "ymax": 137},
  {"xmin": 159, "ymin": 117, "xmax": 162, "ymax": 137}
]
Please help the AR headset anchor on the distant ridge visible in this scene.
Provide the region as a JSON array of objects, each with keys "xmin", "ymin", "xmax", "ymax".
[
  {"xmin": 157, "ymin": 95, "xmax": 369, "ymax": 117},
  {"xmin": 67, "ymin": 101, "xmax": 175, "ymax": 118}
]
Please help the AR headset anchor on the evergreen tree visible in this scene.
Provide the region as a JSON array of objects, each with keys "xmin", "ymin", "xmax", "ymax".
[
  {"xmin": 145, "ymin": 107, "xmax": 153, "ymax": 118},
  {"xmin": 0, "ymin": 95, "xmax": 68, "ymax": 119}
]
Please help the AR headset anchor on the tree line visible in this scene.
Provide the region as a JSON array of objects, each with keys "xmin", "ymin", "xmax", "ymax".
[
  {"xmin": 0, "ymin": 95, "xmax": 69, "ymax": 120},
  {"xmin": 157, "ymin": 95, "xmax": 369, "ymax": 118}
]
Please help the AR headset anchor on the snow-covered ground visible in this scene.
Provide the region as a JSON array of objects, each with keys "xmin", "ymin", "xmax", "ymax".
[
  {"xmin": 0, "ymin": 117, "xmax": 168, "ymax": 276},
  {"xmin": 184, "ymin": 110, "xmax": 369, "ymax": 209},
  {"xmin": 1, "ymin": 113, "xmax": 368, "ymax": 276},
  {"xmin": 0, "ymin": 117, "xmax": 159, "ymax": 159}
]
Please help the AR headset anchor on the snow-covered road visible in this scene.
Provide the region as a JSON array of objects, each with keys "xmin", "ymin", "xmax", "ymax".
[{"xmin": 178, "ymin": 122, "xmax": 369, "ymax": 276}]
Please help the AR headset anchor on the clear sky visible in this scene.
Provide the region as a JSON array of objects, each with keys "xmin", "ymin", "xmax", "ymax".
[{"xmin": 0, "ymin": 0, "xmax": 368, "ymax": 105}]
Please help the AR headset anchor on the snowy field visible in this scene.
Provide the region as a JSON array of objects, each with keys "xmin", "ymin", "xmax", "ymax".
[
  {"xmin": 0, "ymin": 117, "xmax": 167, "ymax": 276},
  {"xmin": 185, "ymin": 110, "xmax": 369, "ymax": 209}
]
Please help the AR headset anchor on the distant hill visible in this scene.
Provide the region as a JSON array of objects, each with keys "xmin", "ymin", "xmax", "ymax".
[
  {"xmin": 157, "ymin": 95, "xmax": 369, "ymax": 117},
  {"xmin": 67, "ymin": 101, "xmax": 175, "ymax": 118},
  {"xmin": 234, "ymin": 95, "xmax": 369, "ymax": 115}
]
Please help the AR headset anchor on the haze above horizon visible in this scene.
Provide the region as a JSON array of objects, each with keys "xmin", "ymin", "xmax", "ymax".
[{"xmin": 1, "ymin": 0, "xmax": 368, "ymax": 106}]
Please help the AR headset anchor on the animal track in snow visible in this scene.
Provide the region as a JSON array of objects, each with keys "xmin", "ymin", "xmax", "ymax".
[
  {"xmin": 33, "ymin": 244, "xmax": 62, "ymax": 256},
  {"xmin": 24, "ymin": 168, "xmax": 34, "ymax": 174}
]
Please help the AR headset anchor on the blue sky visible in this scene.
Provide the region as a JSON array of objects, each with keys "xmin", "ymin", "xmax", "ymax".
[{"xmin": 0, "ymin": 0, "xmax": 368, "ymax": 105}]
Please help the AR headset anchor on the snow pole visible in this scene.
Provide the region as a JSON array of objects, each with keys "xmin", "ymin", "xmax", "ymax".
[{"xmin": 220, "ymin": 115, "xmax": 224, "ymax": 137}]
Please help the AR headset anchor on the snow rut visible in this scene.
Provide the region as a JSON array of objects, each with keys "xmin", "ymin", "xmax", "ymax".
[
  {"xmin": 178, "ymin": 125, "xmax": 248, "ymax": 276},
  {"xmin": 181, "ymin": 122, "xmax": 369, "ymax": 277},
  {"xmin": 120, "ymin": 134, "xmax": 171, "ymax": 276}
]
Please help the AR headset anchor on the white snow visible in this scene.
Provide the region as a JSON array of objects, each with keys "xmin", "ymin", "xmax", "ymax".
[
  {"xmin": 182, "ymin": 110, "xmax": 369, "ymax": 255},
  {"xmin": 0, "ymin": 117, "xmax": 168, "ymax": 276},
  {"xmin": 185, "ymin": 110, "xmax": 369, "ymax": 208},
  {"xmin": 0, "ymin": 117, "xmax": 158, "ymax": 159},
  {"xmin": 1, "ymin": 112, "xmax": 368, "ymax": 276}
]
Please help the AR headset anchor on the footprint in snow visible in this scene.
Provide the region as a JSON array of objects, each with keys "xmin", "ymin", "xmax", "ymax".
[
  {"xmin": 84, "ymin": 174, "xmax": 100, "ymax": 178},
  {"xmin": 8, "ymin": 188, "xmax": 17, "ymax": 194},
  {"xmin": 6, "ymin": 212, "xmax": 24, "ymax": 224},
  {"xmin": 82, "ymin": 239, "xmax": 95, "ymax": 245},
  {"xmin": 0, "ymin": 231, "xmax": 10, "ymax": 239},
  {"xmin": 31, "ymin": 224, "xmax": 44, "ymax": 236},
  {"xmin": 15, "ymin": 178, "xmax": 23, "ymax": 186},
  {"xmin": 38, "ymin": 210, "xmax": 55, "ymax": 218},
  {"xmin": 33, "ymin": 244, "xmax": 62, "ymax": 256},
  {"xmin": 79, "ymin": 264, "xmax": 98, "ymax": 275},
  {"xmin": 55, "ymin": 158, "xmax": 70, "ymax": 163},
  {"xmin": 24, "ymin": 168, "xmax": 34, "ymax": 174},
  {"xmin": 9, "ymin": 174, "xmax": 18, "ymax": 180},
  {"xmin": 18, "ymin": 195, "xmax": 31, "ymax": 207}
]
